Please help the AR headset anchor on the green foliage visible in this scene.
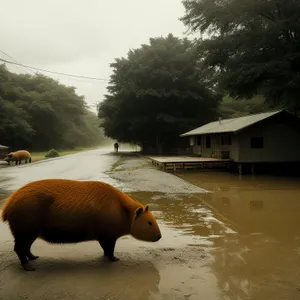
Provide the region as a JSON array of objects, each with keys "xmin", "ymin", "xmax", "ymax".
[
  {"xmin": 181, "ymin": 0, "xmax": 300, "ymax": 113},
  {"xmin": 98, "ymin": 34, "xmax": 221, "ymax": 151},
  {"xmin": 0, "ymin": 64, "xmax": 107, "ymax": 150},
  {"xmin": 45, "ymin": 148, "xmax": 60, "ymax": 158},
  {"xmin": 218, "ymin": 94, "xmax": 271, "ymax": 119}
]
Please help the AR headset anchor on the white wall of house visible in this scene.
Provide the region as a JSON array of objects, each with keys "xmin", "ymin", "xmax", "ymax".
[{"xmin": 236, "ymin": 122, "xmax": 300, "ymax": 163}]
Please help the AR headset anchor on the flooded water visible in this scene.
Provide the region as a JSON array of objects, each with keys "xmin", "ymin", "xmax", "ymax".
[
  {"xmin": 1, "ymin": 169, "xmax": 300, "ymax": 299},
  {"xmin": 173, "ymin": 171, "xmax": 300, "ymax": 300}
]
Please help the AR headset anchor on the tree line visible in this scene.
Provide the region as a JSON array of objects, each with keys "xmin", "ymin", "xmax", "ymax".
[
  {"xmin": 99, "ymin": 0, "xmax": 297, "ymax": 153},
  {"xmin": 2, "ymin": 0, "xmax": 297, "ymax": 154},
  {"xmin": 0, "ymin": 64, "xmax": 108, "ymax": 151}
]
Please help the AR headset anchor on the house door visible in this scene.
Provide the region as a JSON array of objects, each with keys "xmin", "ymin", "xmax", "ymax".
[{"xmin": 195, "ymin": 136, "xmax": 202, "ymax": 155}]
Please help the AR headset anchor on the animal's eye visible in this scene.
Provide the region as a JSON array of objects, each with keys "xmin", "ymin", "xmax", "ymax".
[{"xmin": 148, "ymin": 221, "xmax": 153, "ymax": 226}]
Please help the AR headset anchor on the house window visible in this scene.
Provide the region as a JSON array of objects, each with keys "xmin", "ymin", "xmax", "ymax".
[
  {"xmin": 250, "ymin": 137, "xmax": 264, "ymax": 148},
  {"xmin": 197, "ymin": 136, "xmax": 201, "ymax": 146},
  {"xmin": 221, "ymin": 135, "xmax": 232, "ymax": 145},
  {"xmin": 206, "ymin": 136, "xmax": 211, "ymax": 148}
]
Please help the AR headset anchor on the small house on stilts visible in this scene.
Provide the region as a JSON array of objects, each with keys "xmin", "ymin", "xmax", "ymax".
[{"xmin": 180, "ymin": 110, "xmax": 300, "ymax": 174}]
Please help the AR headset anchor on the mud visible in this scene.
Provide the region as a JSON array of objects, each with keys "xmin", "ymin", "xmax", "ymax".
[
  {"xmin": 1, "ymin": 151, "xmax": 300, "ymax": 299},
  {"xmin": 107, "ymin": 155, "xmax": 207, "ymax": 194}
]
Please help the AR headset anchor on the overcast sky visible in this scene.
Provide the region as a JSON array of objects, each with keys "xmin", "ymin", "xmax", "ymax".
[{"xmin": 0, "ymin": 0, "xmax": 191, "ymax": 113}]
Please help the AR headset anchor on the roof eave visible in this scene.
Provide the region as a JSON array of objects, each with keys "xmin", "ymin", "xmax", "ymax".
[{"xmin": 180, "ymin": 130, "xmax": 236, "ymax": 137}]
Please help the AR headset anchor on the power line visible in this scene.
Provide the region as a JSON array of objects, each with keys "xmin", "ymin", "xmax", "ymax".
[
  {"xmin": 0, "ymin": 49, "xmax": 36, "ymax": 75},
  {"xmin": 0, "ymin": 57, "xmax": 110, "ymax": 82}
]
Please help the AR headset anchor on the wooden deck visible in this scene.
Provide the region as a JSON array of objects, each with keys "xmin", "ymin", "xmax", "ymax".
[{"xmin": 148, "ymin": 156, "xmax": 233, "ymax": 171}]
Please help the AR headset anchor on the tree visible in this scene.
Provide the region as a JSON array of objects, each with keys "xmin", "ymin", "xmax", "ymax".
[
  {"xmin": 218, "ymin": 94, "xmax": 271, "ymax": 119},
  {"xmin": 180, "ymin": 0, "xmax": 300, "ymax": 114},
  {"xmin": 0, "ymin": 64, "xmax": 107, "ymax": 150},
  {"xmin": 98, "ymin": 34, "xmax": 221, "ymax": 153},
  {"xmin": 0, "ymin": 98, "xmax": 35, "ymax": 149}
]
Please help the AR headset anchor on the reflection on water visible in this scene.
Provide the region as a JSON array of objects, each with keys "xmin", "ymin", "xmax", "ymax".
[
  {"xmin": 174, "ymin": 171, "xmax": 300, "ymax": 300},
  {"xmin": 176, "ymin": 171, "xmax": 300, "ymax": 239}
]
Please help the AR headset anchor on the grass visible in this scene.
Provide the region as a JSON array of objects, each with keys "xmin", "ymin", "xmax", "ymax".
[{"xmin": 31, "ymin": 146, "xmax": 98, "ymax": 162}]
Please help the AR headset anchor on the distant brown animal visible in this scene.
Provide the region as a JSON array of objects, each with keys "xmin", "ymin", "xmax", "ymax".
[
  {"xmin": 1, "ymin": 179, "xmax": 162, "ymax": 271},
  {"xmin": 4, "ymin": 150, "xmax": 32, "ymax": 165}
]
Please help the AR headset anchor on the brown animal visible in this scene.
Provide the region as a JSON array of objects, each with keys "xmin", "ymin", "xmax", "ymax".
[
  {"xmin": 4, "ymin": 150, "xmax": 32, "ymax": 165},
  {"xmin": 1, "ymin": 179, "xmax": 162, "ymax": 271}
]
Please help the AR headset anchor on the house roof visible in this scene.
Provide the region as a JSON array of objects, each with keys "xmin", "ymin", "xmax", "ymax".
[{"xmin": 180, "ymin": 110, "xmax": 284, "ymax": 137}]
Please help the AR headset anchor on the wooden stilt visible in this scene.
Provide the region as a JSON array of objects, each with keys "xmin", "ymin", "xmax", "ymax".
[{"xmin": 238, "ymin": 164, "xmax": 242, "ymax": 175}]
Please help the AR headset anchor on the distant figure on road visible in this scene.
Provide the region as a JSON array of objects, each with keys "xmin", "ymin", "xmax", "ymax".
[{"xmin": 114, "ymin": 142, "xmax": 119, "ymax": 152}]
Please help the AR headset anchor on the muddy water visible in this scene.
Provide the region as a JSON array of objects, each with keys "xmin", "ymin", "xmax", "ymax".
[
  {"xmin": 1, "ymin": 173, "xmax": 300, "ymax": 300},
  {"xmin": 174, "ymin": 171, "xmax": 300, "ymax": 300}
]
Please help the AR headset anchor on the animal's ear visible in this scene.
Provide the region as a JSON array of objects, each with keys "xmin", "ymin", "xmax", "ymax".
[
  {"xmin": 8, "ymin": 153, "xmax": 13, "ymax": 158},
  {"xmin": 135, "ymin": 207, "xmax": 143, "ymax": 219},
  {"xmin": 145, "ymin": 205, "xmax": 149, "ymax": 212}
]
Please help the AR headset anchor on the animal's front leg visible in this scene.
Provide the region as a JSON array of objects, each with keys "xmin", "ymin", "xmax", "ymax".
[{"xmin": 98, "ymin": 238, "xmax": 119, "ymax": 261}]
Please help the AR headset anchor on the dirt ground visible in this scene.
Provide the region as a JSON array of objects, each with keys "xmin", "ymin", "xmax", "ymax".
[{"xmin": 1, "ymin": 151, "xmax": 300, "ymax": 299}]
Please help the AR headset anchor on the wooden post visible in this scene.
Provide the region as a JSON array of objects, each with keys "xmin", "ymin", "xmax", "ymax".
[
  {"xmin": 238, "ymin": 164, "xmax": 243, "ymax": 179},
  {"xmin": 238, "ymin": 164, "xmax": 242, "ymax": 174}
]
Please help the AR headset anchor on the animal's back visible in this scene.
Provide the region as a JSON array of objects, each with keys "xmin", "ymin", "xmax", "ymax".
[
  {"xmin": 4, "ymin": 178, "xmax": 136, "ymax": 214},
  {"xmin": 15, "ymin": 150, "xmax": 31, "ymax": 157},
  {"xmin": 2, "ymin": 179, "xmax": 140, "ymax": 242}
]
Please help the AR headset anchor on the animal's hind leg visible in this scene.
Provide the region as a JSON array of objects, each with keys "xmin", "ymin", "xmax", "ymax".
[
  {"xmin": 27, "ymin": 251, "xmax": 39, "ymax": 260},
  {"xmin": 14, "ymin": 239, "xmax": 34, "ymax": 271},
  {"xmin": 14, "ymin": 232, "xmax": 39, "ymax": 271},
  {"xmin": 26, "ymin": 243, "xmax": 39, "ymax": 260},
  {"xmin": 8, "ymin": 193, "xmax": 53, "ymax": 270},
  {"xmin": 14, "ymin": 240, "xmax": 28, "ymax": 267},
  {"xmin": 98, "ymin": 238, "xmax": 119, "ymax": 262},
  {"xmin": 24, "ymin": 231, "xmax": 40, "ymax": 261}
]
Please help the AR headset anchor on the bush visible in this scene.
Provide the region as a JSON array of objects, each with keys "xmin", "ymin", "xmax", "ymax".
[{"xmin": 45, "ymin": 148, "xmax": 60, "ymax": 158}]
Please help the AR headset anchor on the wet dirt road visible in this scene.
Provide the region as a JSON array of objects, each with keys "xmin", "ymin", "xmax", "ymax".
[
  {"xmin": 0, "ymin": 147, "xmax": 123, "ymax": 193},
  {"xmin": 1, "ymin": 150, "xmax": 300, "ymax": 299}
]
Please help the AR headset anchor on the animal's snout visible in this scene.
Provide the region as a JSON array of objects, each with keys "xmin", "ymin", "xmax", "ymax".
[{"xmin": 154, "ymin": 233, "xmax": 162, "ymax": 242}]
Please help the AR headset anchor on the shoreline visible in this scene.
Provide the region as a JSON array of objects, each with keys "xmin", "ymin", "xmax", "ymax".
[{"xmin": 106, "ymin": 152, "xmax": 209, "ymax": 194}]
